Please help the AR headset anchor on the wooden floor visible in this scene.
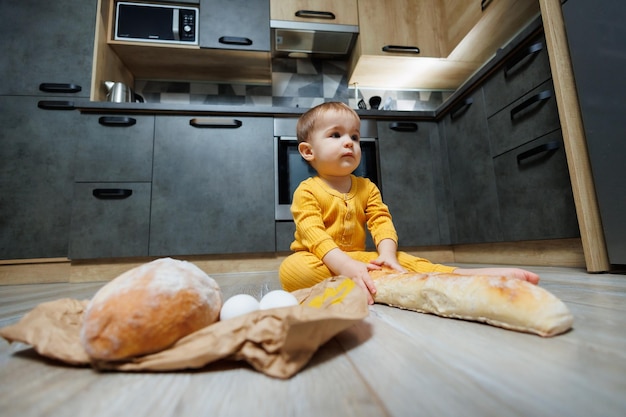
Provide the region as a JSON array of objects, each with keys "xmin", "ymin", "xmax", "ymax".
[{"xmin": 1, "ymin": 264, "xmax": 625, "ymax": 417}]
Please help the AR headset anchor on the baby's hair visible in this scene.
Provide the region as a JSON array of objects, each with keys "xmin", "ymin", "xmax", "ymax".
[{"xmin": 296, "ymin": 102, "xmax": 360, "ymax": 143}]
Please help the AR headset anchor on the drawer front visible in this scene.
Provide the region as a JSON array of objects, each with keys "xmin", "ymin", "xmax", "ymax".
[
  {"xmin": 74, "ymin": 115, "xmax": 154, "ymax": 182},
  {"xmin": 69, "ymin": 182, "xmax": 151, "ymax": 259},
  {"xmin": 493, "ymin": 132, "xmax": 579, "ymax": 242},
  {"xmin": 483, "ymin": 34, "xmax": 552, "ymax": 117},
  {"xmin": 488, "ymin": 80, "xmax": 560, "ymax": 157}
]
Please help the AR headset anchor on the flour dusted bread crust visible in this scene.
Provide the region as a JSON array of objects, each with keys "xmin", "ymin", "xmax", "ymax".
[
  {"xmin": 81, "ymin": 258, "xmax": 223, "ymax": 360},
  {"xmin": 370, "ymin": 270, "xmax": 573, "ymax": 337}
]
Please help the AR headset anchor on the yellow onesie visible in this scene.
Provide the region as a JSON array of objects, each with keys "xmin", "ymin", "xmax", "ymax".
[{"xmin": 279, "ymin": 175, "xmax": 456, "ymax": 291}]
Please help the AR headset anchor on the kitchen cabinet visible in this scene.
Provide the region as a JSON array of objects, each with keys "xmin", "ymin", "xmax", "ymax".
[
  {"xmin": 348, "ymin": 0, "xmax": 540, "ymax": 90},
  {"xmin": 481, "ymin": 34, "xmax": 553, "ymax": 118},
  {"xmin": 150, "ymin": 116, "xmax": 275, "ymax": 256},
  {"xmin": 199, "ymin": 0, "xmax": 270, "ymax": 52},
  {"xmin": 441, "ymin": 90, "xmax": 502, "ymax": 244},
  {"xmin": 483, "ymin": 31, "xmax": 579, "ymax": 242},
  {"xmin": 0, "ymin": 0, "xmax": 97, "ymax": 260},
  {"xmin": 0, "ymin": 97, "xmax": 83, "ymax": 259},
  {"xmin": 562, "ymin": 0, "xmax": 626, "ymax": 266},
  {"xmin": 69, "ymin": 115, "xmax": 155, "ymax": 259},
  {"xmin": 354, "ymin": 0, "xmax": 442, "ymax": 59},
  {"xmin": 378, "ymin": 121, "xmax": 444, "ymax": 247},
  {"xmin": 69, "ymin": 182, "xmax": 151, "ymax": 259},
  {"xmin": 493, "ymin": 131, "xmax": 578, "ymax": 241},
  {"xmin": 270, "ymin": 0, "xmax": 358, "ymax": 25},
  {"xmin": 0, "ymin": 0, "xmax": 96, "ymax": 97},
  {"xmin": 101, "ymin": 0, "xmax": 272, "ymax": 88}
]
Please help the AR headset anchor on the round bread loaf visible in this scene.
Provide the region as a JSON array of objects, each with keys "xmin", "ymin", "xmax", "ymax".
[{"xmin": 80, "ymin": 258, "xmax": 222, "ymax": 360}]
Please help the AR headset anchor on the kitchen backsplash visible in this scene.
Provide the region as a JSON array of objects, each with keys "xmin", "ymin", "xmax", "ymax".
[{"xmin": 135, "ymin": 58, "xmax": 451, "ymax": 111}]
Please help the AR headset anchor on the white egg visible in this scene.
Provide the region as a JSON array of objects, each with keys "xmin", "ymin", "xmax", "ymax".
[
  {"xmin": 219, "ymin": 294, "xmax": 260, "ymax": 321},
  {"xmin": 259, "ymin": 290, "xmax": 299, "ymax": 310}
]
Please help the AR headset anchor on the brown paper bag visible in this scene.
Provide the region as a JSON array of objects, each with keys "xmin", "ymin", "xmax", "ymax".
[{"xmin": 0, "ymin": 277, "xmax": 367, "ymax": 379}]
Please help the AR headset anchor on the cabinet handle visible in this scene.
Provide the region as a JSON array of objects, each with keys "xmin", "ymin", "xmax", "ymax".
[
  {"xmin": 218, "ymin": 36, "xmax": 253, "ymax": 46},
  {"xmin": 389, "ymin": 122, "xmax": 418, "ymax": 132},
  {"xmin": 37, "ymin": 100, "xmax": 75, "ymax": 110},
  {"xmin": 294, "ymin": 10, "xmax": 336, "ymax": 20},
  {"xmin": 481, "ymin": 0, "xmax": 493, "ymax": 11},
  {"xmin": 449, "ymin": 97, "xmax": 474, "ymax": 120},
  {"xmin": 516, "ymin": 141, "xmax": 560, "ymax": 164},
  {"xmin": 92, "ymin": 188, "xmax": 133, "ymax": 200},
  {"xmin": 504, "ymin": 42, "xmax": 544, "ymax": 78},
  {"xmin": 189, "ymin": 118, "xmax": 243, "ymax": 129},
  {"xmin": 382, "ymin": 45, "xmax": 420, "ymax": 54},
  {"xmin": 98, "ymin": 116, "xmax": 137, "ymax": 127},
  {"xmin": 39, "ymin": 83, "xmax": 82, "ymax": 94},
  {"xmin": 510, "ymin": 90, "xmax": 552, "ymax": 120}
]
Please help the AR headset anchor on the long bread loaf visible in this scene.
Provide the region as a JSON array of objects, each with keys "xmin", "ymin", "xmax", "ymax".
[{"xmin": 370, "ymin": 270, "xmax": 573, "ymax": 337}]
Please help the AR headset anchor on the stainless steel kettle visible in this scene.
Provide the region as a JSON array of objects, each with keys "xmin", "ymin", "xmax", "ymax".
[{"xmin": 104, "ymin": 81, "xmax": 144, "ymax": 103}]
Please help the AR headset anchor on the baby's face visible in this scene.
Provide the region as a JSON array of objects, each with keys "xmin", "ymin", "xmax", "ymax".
[{"xmin": 304, "ymin": 111, "xmax": 362, "ymax": 177}]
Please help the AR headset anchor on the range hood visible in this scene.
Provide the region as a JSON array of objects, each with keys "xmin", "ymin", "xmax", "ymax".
[{"xmin": 270, "ymin": 20, "xmax": 359, "ymax": 59}]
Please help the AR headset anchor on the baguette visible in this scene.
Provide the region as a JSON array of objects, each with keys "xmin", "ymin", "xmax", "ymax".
[
  {"xmin": 370, "ymin": 270, "xmax": 573, "ymax": 337},
  {"xmin": 81, "ymin": 258, "xmax": 223, "ymax": 360}
]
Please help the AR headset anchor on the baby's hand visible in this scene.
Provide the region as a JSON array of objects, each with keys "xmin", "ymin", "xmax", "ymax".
[
  {"xmin": 369, "ymin": 255, "xmax": 407, "ymax": 274},
  {"xmin": 340, "ymin": 259, "xmax": 377, "ymax": 305}
]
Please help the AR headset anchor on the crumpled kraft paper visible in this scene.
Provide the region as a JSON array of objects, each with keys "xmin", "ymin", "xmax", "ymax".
[{"xmin": 0, "ymin": 276, "xmax": 368, "ymax": 379}]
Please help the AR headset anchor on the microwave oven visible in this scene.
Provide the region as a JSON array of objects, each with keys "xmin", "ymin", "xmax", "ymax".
[{"xmin": 114, "ymin": 2, "xmax": 199, "ymax": 45}]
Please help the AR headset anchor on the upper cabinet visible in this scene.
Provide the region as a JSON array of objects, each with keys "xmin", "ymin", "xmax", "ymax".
[
  {"xmin": 0, "ymin": 0, "xmax": 96, "ymax": 97},
  {"xmin": 355, "ymin": 0, "xmax": 442, "ymax": 58},
  {"xmin": 348, "ymin": 0, "xmax": 541, "ymax": 90},
  {"xmin": 92, "ymin": 0, "xmax": 271, "ymax": 101},
  {"xmin": 200, "ymin": 0, "xmax": 270, "ymax": 51},
  {"xmin": 270, "ymin": 0, "xmax": 358, "ymax": 25}
]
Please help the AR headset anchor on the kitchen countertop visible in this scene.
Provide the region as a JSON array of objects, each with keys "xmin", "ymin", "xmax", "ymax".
[{"xmin": 1, "ymin": 264, "xmax": 625, "ymax": 417}]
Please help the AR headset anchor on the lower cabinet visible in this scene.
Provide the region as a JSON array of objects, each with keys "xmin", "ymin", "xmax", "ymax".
[
  {"xmin": 378, "ymin": 121, "xmax": 444, "ymax": 246},
  {"xmin": 69, "ymin": 183, "xmax": 151, "ymax": 259},
  {"xmin": 0, "ymin": 96, "xmax": 81, "ymax": 259},
  {"xmin": 68, "ymin": 114, "xmax": 155, "ymax": 259},
  {"xmin": 150, "ymin": 116, "xmax": 275, "ymax": 256},
  {"xmin": 493, "ymin": 131, "xmax": 579, "ymax": 241},
  {"xmin": 442, "ymin": 91, "xmax": 502, "ymax": 244}
]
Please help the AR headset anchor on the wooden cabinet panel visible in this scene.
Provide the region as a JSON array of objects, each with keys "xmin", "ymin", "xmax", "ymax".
[
  {"xmin": 270, "ymin": 0, "xmax": 357, "ymax": 25},
  {"xmin": 356, "ymin": 0, "xmax": 442, "ymax": 58}
]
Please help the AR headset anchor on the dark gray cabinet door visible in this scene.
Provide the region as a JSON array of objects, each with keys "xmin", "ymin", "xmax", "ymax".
[
  {"xmin": 482, "ymin": 32, "xmax": 552, "ymax": 118},
  {"xmin": 0, "ymin": 0, "xmax": 96, "ymax": 97},
  {"xmin": 493, "ymin": 131, "xmax": 579, "ymax": 241},
  {"xmin": 487, "ymin": 80, "xmax": 561, "ymax": 157},
  {"xmin": 442, "ymin": 91, "xmax": 502, "ymax": 244},
  {"xmin": 0, "ymin": 96, "xmax": 86, "ymax": 259},
  {"xmin": 74, "ymin": 115, "xmax": 155, "ymax": 182},
  {"xmin": 199, "ymin": 0, "xmax": 270, "ymax": 51},
  {"xmin": 69, "ymin": 182, "xmax": 151, "ymax": 259},
  {"xmin": 563, "ymin": 0, "xmax": 626, "ymax": 266},
  {"xmin": 378, "ymin": 121, "xmax": 442, "ymax": 247},
  {"xmin": 150, "ymin": 116, "xmax": 275, "ymax": 256}
]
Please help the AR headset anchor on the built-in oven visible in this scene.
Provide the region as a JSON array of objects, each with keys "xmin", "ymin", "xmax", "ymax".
[{"xmin": 274, "ymin": 118, "xmax": 380, "ymax": 221}]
